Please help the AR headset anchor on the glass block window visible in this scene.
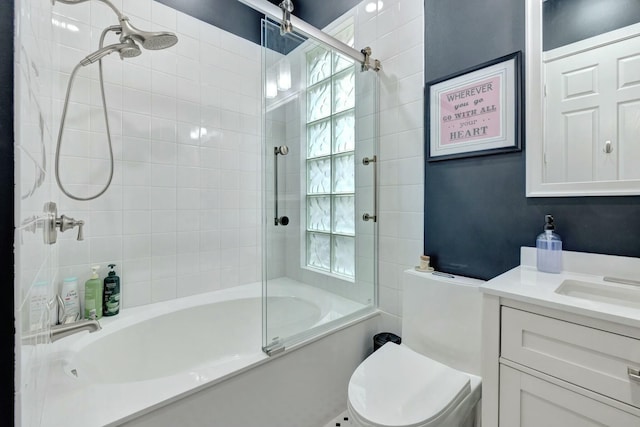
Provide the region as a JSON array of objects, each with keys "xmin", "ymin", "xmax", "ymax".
[{"xmin": 305, "ymin": 21, "xmax": 355, "ymax": 280}]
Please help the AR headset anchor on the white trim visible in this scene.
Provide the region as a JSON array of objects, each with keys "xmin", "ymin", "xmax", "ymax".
[
  {"xmin": 526, "ymin": 0, "xmax": 545, "ymax": 196},
  {"xmin": 525, "ymin": 0, "xmax": 640, "ymax": 197}
]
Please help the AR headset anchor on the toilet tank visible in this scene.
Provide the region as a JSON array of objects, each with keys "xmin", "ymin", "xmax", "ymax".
[{"xmin": 401, "ymin": 270, "xmax": 484, "ymax": 376}]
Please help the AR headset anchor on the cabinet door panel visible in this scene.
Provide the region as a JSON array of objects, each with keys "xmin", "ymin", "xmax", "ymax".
[
  {"xmin": 499, "ymin": 365, "xmax": 640, "ymax": 426},
  {"xmin": 501, "ymin": 307, "xmax": 640, "ymax": 407}
]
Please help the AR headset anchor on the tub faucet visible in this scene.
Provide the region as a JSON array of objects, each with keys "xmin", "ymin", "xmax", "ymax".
[
  {"xmin": 50, "ymin": 319, "xmax": 102, "ymax": 342},
  {"xmin": 51, "ymin": 295, "xmax": 101, "ymax": 342},
  {"xmin": 22, "ymin": 318, "xmax": 101, "ymax": 344}
]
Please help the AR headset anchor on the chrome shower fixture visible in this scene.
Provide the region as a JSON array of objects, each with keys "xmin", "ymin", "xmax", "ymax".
[
  {"xmin": 119, "ymin": 18, "xmax": 178, "ymax": 50},
  {"xmin": 79, "ymin": 40, "xmax": 141, "ymax": 66},
  {"xmin": 54, "ymin": 0, "xmax": 179, "ymax": 51},
  {"xmin": 279, "ymin": 0, "xmax": 294, "ymax": 34},
  {"xmin": 53, "ymin": 0, "xmax": 178, "ymax": 201}
]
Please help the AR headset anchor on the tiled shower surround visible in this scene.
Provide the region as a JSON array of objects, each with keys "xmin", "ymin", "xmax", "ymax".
[
  {"xmin": 15, "ymin": 0, "xmax": 424, "ymax": 424},
  {"xmin": 16, "ymin": 0, "xmax": 261, "ymax": 423},
  {"xmin": 52, "ymin": 1, "xmax": 262, "ymax": 305}
]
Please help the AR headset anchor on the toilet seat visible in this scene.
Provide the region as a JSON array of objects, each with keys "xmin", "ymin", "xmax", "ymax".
[{"xmin": 347, "ymin": 343, "xmax": 472, "ymax": 427}]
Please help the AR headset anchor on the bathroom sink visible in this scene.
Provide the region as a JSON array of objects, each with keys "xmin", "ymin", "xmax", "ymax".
[{"xmin": 555, "ymin": 279, "xmax": 640, "ymax": 310}]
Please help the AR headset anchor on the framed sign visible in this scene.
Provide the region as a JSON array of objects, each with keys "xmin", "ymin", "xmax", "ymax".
[{"xmin": 426, "ymin": 51, "xmax": 522, "ymax": 161}]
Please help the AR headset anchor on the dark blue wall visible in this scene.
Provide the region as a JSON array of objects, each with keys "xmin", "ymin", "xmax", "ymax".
[
  {"xmin": 156, "ymin": 0, "xmax": 264, "ymax": 43},
  {"xmin": 156, "ymin": 0, "xmax": 361, "ymax": 45},
  {"xmin": 544, "ymin": 0, "xmax": 640, "ymax": 51},
  {"xmin": 285, "ymin": 0, "xmax": 361, "ymax": 30},
  {"xmin": 424, "ymin": 0, "xmax": 640, "ymax": 280},
  {"xmin": 1, "ymin": 0, "xmax": 15, "ymax": 424}
]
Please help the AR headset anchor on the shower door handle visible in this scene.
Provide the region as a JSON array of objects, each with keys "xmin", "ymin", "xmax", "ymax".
[
  {"xmin": 362, "ymin": 156, "xmax": 378, "ymax": 222},
  {"xmin": 274, "ymin": 146, "xmax": 289, "ymax": 226}
]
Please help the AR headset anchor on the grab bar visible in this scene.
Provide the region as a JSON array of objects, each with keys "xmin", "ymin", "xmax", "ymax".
[
  {"xmin": 362, "ymin": 155, "xmax": 377, "ymax": 222},
  {"xmin": 274, "ymin": 146, "xmax": 289, "ymax": 226}
]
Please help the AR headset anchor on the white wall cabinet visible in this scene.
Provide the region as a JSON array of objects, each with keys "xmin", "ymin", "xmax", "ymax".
[{"xmin": 482, "ymin": 299, "xmax": 640, "ymax": 426}]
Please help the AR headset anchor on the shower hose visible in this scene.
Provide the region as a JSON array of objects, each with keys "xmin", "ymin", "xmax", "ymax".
[{"xmin": 55, "ymin": 27, "xmax": 116, "ymax": 201}]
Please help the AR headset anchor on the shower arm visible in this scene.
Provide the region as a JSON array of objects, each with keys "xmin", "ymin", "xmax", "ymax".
[{"xmin": 52, "ymin": 0, "xmax": 125, "ymax": 20}]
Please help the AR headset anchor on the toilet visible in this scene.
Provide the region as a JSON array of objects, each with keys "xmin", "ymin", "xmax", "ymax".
[{"xmin": 347, "ymin": 270, "xmax": 484, "ymax": 427}]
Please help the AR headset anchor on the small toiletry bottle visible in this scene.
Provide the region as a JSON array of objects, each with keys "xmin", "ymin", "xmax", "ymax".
[
  {"xmin": 60, "ymin": 277, "xmax": 80, "ymax": 322},
  {"xmin": 30, "ymin": 281, "xmax": 49, "ymax": 331},
  {"xmin": 84, "ymin": 265, "xmax": 103, "ymax": 319},
  {"xmin": 103, "ymin": 264, "xmax": 121, "ymax": 316},
  {"xmin": 536, "ymin": 215, "xmax": 562, "ymax": 273}
]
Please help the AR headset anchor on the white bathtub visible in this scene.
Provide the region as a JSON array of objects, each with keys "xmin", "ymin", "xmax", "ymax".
[{"xmin": 41, "ymin": 280, "xmax": 370, "ymax": 427}]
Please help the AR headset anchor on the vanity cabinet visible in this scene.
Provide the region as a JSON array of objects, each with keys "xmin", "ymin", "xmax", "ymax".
[
  {"xmin": 501, "ymin": 307, "xmax": 640, "ymax": 407},
  {"xmin": 481, "ymin": 297, "xmax": 640, "ymax": 426},
  {"xmin": 480, "ymin": 249, "xmax": 640, "ymax": 426},
  {"xmin": 499, "ymin": 365, "xmax": 640, "ymax": 426}
]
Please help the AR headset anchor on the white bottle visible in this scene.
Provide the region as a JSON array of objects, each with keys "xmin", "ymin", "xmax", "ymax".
[
  {"xmin": 29, "ymin": 281, "xmax": 49, "ymax": 331},
  {"xmin": 60, "ymin": 277, "xmax": 80, "ymax": 322}
]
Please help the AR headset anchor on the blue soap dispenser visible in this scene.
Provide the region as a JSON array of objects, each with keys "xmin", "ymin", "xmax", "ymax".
[{"xmin": 536, "ymin": 215, "xmax": 562, "ymax": 273}]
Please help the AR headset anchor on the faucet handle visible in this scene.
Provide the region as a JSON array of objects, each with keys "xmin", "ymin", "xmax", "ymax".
[
  {"xmin": 43, "ymin": 202, "xmax": 86, "ymax": 244},
  {"xmin": 76, "ymin": 220, "xmax": 84, "ymax": 241},
  {"xmin": 58, "ymin": 215, "xmax": 85, "ymax": 241}
]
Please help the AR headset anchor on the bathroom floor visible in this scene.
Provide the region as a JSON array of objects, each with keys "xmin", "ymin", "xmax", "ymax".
[{"xmin": 323, "ymin": 411, "xmax": 353, "ymax": 427}]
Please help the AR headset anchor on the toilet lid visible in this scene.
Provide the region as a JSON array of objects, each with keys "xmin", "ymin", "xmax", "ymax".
[{"xmin": 348, "ymin": 343, "xmax": 471, "ymax": 427}]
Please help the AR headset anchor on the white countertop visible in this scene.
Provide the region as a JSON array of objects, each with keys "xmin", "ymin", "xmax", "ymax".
[{"xmin": 480, "ymin": 247, "xmax": 640, "ymax": 329}]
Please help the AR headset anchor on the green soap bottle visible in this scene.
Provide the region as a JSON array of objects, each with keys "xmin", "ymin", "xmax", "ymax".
[
  {"xmin": 84, "ymin": 265, "xmax": 103, "ymax": 319},
  {"xmin": 103, "ymin": 264, "xmax": 121, "ymax": 316}
]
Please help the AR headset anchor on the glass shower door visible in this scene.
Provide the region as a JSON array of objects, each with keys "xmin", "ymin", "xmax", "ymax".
[{"xmin": 262, "ymin": 19, "xmax": 378, "ymax": 354}]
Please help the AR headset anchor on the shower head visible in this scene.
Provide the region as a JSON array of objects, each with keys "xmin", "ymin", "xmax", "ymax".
[
  {"xmin": 79, "ymin": 40, "xmax": 141, "ymax": 66},
  {"xmin": 118, "ymin": 41, "xmax": 144, "ymax": 58},
  {"xmin": 119, "ymin": 18, "xmax": 178, "ymax": 50},
  {"xmin": 55, "ymin": 0, "xmax": 178, "ymax": 50}
]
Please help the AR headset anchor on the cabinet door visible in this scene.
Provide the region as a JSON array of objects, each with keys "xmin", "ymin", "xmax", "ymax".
[
  {"xmin": 501, "ymin": 306, "xmax": 640, "ymax": 408},
  {"xmin": 499, "ymin": 365, "xmax": 640, "ymax": 427}
]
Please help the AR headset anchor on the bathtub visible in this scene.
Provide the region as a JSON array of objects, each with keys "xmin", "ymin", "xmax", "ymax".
[{"xmin": 41, "ymin": 280, "xmax": 372, "ymax": 427}]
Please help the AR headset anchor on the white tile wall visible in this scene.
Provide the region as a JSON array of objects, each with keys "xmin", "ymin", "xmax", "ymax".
[
  {"xmin": 355, "ymin": 0, "xmax": 425, "ymax": 328},
  {"xmin": 265, "ymin": 0, "xmax": 425, "ymax": 316},
  {"xmin": 270, "ymin": 1, "xmax": 423, "ymax": 326},
  {"xmin": 50, "ymin": 0, "xmax": 262, "ymax": 308},
  {"xmin": 265, "ymin": 18, "xmax": 379, "ymax": 307},
  {"xmin": 15, "ymin": 1, "xmax": 261, "ymax": 424},
  {"xmin": 15, "ymin": 1, "xmax": 60, "ymax": 424}
]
